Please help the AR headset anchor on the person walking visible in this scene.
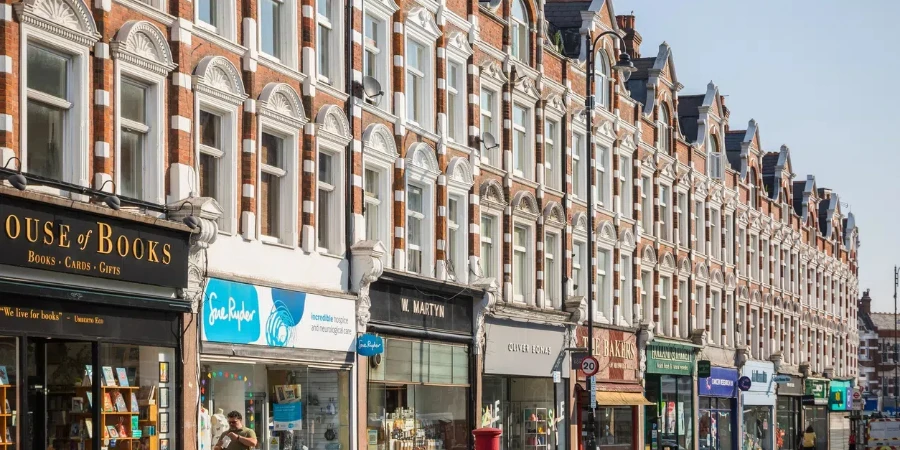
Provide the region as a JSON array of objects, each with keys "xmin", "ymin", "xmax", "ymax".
[
  {"xmin": 801, "ymin": 426, "xmax": 817, "ymax": 450},
  {"xmin": 213, "ymin": 411, "xmax": 259, "ymax": 450}
]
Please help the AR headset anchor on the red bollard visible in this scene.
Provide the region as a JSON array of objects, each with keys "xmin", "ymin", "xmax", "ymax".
[{"xmin": 473, "ymin": 428, "xmax": 502, "ymax": 450}]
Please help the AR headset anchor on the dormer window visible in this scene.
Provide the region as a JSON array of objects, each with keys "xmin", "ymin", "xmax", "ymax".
[
  {"xmin": 658, "ymin": 104, "xmax": 671, "ymax": 154},
  {"xmin": 708, "ymin": 134, "xmax": 722, "ymax": 179},
  {"xmin": 510, "ymin": 0, "xmax": 529, "ymax": 62}
]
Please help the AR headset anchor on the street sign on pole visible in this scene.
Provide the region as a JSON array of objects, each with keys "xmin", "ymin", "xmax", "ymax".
[
  {"xmin": 589, "ymin": 376, "xmax": 597, "ymax": 409},
  {"xmin": 581, "ymin": 356, "xmax": 599, "ymax": 377}
]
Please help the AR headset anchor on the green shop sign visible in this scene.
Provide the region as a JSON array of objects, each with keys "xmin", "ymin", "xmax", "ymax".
[
  {"xmin": 829, "ymin": 380, "xmax": 852, "ymax": 411},
  {"xmin": 805, "ymin": 379, "xmax": 829, "ymax": 405},
  {"xmin": 646, "ymin": 342, "xmax": 695, "ymax": 375}
]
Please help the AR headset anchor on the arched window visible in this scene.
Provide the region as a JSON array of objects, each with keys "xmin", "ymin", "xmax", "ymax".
[
  {"xmin": 658, "ymin": 103, "xmax": 671, "ymax": 154},
  {"xmin": 708, "ymin": 134, "xmax": 721, "ymax": 179},
  {"xmin": 511, "ymin": 0, "xmax": 529, "ymax": 62},
  {"xmin": 595, "ymin": 50, "xmax": 610, "ymax": 108},
  {"xmin": 749, "ymin": 168, "xmax": 758, "ymax": 209}
]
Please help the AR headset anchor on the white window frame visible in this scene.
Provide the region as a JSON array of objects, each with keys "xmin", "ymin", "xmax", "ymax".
[
  {"xmin": 573, "ymin": 132, "xmax": 587, "ymax": 200},
  {"xmin": 480, "ymin": 212, "xmax": 501, "ymax": 280},
  {"xmin": 725, "ymin": 292, "xmax": 735, "ymax": 347},
  {"xmin": 641, "ymin": 269, "xmax": 653, "ymax": 327},
  {"xmin": 362, "ymin": 125, "xmax": 398, "ymax": 252},
  {"xmin": 445, "ymin": 58, "xmax": 466, "ymax": 144},
  {"xmin": 659, "ymin": 275, "xmax": 672, "ymax": 336},
  {"xmin": 659, "ymin": 184, "xmax": 672, "ymax": 242},
  {"xmin": 404, "ymin": 11, "xmax": 439, "ymax": 133},
  {"xmin": 259, "ymin": 0, "xmax": 298, "ymax": 69},
  {"xmin": 620, "ymin": 253, "xmax": 634, "ymax": 326},
  {"xmin": 750, "ymin": 234, "xmax": 759, "ymax": 281},
  {"xmin": 694, "ymin": 199, "xmax": 706, "ymax": 252},
  {"xmin": 512, "ymin": 222, "xmax": 533, "ymax": 303},
  {"xmin": 194, "ymin": 0, "xmax": 236, "ymax": 41},
  {"xmin": 480, "ymin": 86, "xmax": 500, "ymax": 166},
  {"xmin": 444, "ymin": 163, "xmax": 471, "ymax": 281},
  {"xmin": 657, "ymin": 104, "xmax": 671, "ymax": 154},
  {"xmin": 544, "ymin": 117, "xmax": 561, "ymax": 190},
  {"xmin": 315, "ymin": 0, "xmax": 342, "ymax": 84},
  {"xmin": 619, "ymin": 154, "xmax": 633, "ymax": 218},
  {"xmin": 21, "ymin": 29, "xmax": 93, "ymax": 192},
  {"xmin": 641, "ymin": 176, "xmax": 653, "ymax": 234},
  {"xmin": 708, "ymin": 133, "xmax": 723, "ymax": 179},
  {"xmin": 597, "ymin": 246, "xmax": 613, "ymax": 323},
  {"xmin": 677, "ymin": 191, "xmax": 689, "ymax": 246},
  {"xmin": 710, "ymin": 207, "xmax": 722, "ymax": 260},
  {"xmin": 761, "ymin": 238, "xmax": 770, "ymax": 284},
  {"xmin": 256, "ymin": 121, "xmax": 299, "ymax": 246},
  {"xmin": 316, "ymin": 145, "xmax": 345, "ymax": 255},
  {"xmin": 363, "ymin": 9, "xmax": 393, "ymax": 112},
  {"xmin": 512, "ymin": 102, "xmax": 533, "ymax": 179},
  {"xmin": 572, "ymin": 240, "xmax": 587, "ymax": 298},
  {"xmin": 406, "ymin": 182, "xmax": 429, "ymax": 275},
  {"xmin": 404, "ymin": 143, "xmax": 439, "ymax": 275},
  {"xmin": 544, "ymin": 231, "xmax": 561, "ymax": 308},
  {"xmin": 711, "ymin": 289, "xmax": 722, "ymax": 345},
  {"xmin": 595, "ymin": 144, "xmax": 612, "ymax": 209},
  {"xmin": 697, "ymin": 283, "xmax": 707, "ymax": 339},
  {"xmin": 510, "ymin": 0, "xmax": 529, "ymax": 62},
  {"xmin": 595, "ymin": 50, "xmax": 610, "ymax": 109},
  {"xmin": 114, "ymin": 52, "xmax": 168, "ymax": 204},
  {"xmin": 738, "ymin": 227, "xmax": 747, "ymax": 276},
  {"xmin": 725, "ymin": 213, "xmax": 735, "ymax": 264},
  {"xmin": 678, "ymin": 279, "xmax": 689, "ymax": 338}
]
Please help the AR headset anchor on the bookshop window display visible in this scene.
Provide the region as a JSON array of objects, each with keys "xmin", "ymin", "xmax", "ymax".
[
  {"xmin": 200, "ymin": 362, "xmax": 350, "ymax": 450},
  {"xmin": 366, "ymin": 338, "xmax": 470, "ymax": 450}
]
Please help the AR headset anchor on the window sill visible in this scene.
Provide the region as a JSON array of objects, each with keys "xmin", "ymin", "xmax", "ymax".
[
  {"xmin": 359, "ymin": 99, "xmax": 398, "ymax": 124},
  {"xmin": 193, "ymin": 26, "xmax": 245, "ymax": 56},
  {"xmin": 317, "ymin": 80, "xmax": 350, "ymax": 102},
  {"xmin": 446, "ymin": 140, "xmax": 473, "ymax": 155},
  {"xmin": 543, "ymin": 186, "xmax": 565, "ymax": 199},
  {"xmin": 406, "ymin": 122, "xmax": 440, "ymax": 143},
  {"xmin": 480, "ymin": 164, "xmax": 506, "ymax": 177},
  {"xmin": 261, "ymin": 237, "xmax": 296, "ymax": 250},
  {"xmin": 116, "ymin": 0, "xmax": 175, "ymax": 26},
  {"xmin": 511, "ymin": 175, "xmax": 538, "ymax": 189},
  {"xmin": 258, "ymin": 56, "xmax": 306, "ymax": 83},
  {"xmin": 316, "ymin": 249, "xmax": 346, "ymax": 260}
]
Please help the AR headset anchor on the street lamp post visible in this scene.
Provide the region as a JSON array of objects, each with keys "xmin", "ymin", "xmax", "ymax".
[{"xmin": 583, "ymin": 31, "xmax": 634, "ymax": 450}]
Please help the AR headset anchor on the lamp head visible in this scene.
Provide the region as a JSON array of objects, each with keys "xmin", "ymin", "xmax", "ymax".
[
  {"xmin": 2, "ymin": 157, "xmax": 26, "ymax": 191},
  {"xmin": 97, "ymin": 180, "xmax": 121, "ymax": 210},
  {"xmin": 613, "ymin": 52, "xmax": 636, "ymax": 82}
]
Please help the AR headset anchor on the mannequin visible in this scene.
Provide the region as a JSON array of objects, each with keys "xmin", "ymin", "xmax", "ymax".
[
  {"xmin": 211, "ymin": 408, "xmax": 229, "ymax": 440},
  {"xmin": 199, "ymin": 406, "xmax": 212, "ymax": 450}
]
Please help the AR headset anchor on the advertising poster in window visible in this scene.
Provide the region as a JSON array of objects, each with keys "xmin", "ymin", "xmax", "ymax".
[{"xmin": 201, "ymin": 278, "xmax": 356, "ymax": 352}]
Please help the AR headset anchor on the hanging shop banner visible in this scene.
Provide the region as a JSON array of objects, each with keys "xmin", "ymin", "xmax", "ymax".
[
  {"xmin": 0, "ymin": 194, "xmax": 190, "ymax": 287},
  {"xmin": 698, "ymin": 367, "xmax": 738, "ymax": 398},
  {"xmin": 574, "ymin": 326, "xmax": 639, "ymax": 382},
  {"xmin": 201, "ymin": 278, "xmax": 356, "ymax": 352},
  {"xmin": 805, "ymin": 379, "xmax": 829, "ymax": 406},
  {"xmin": 368, "ymin": 278, "xmax": 473, "ymax": 335},
  {"xmin": 485, "ymin": 318, "xmax": 570, "ymax": 377},
  {"xmin": 776, "ymin": 374, "xmax": 804, "ymax": 396},
  {"xmin": 357, "ymin": 334, "xmax": 384, "ymax": 357},
  {"xmin": 741, "ymin": 361, "xmax": 775, "ymax": 406},
  {"xmin": 828, "ymin": 380, "xmax": 852, "ymax": 411},
  {"xmin": 646, "ymin": 341, "xmax": 695, "ymax": 376}
]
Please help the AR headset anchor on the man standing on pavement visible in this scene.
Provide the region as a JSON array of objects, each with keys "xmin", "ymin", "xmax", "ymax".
[{"xmin": 214, "ymin": 411, "xmax": 259, "ymax": 450}]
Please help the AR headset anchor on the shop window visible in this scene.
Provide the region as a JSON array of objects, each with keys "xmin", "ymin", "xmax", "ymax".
[
  {"xmin": 596, "ymin": 407, "xmax": 633, "ymax": 449},
  {"xmin": 698, "ymin": 397, "xmax": 734, "ymax": 450},
  {"xmin": 482, "ymin": 376, "xmax": 560, "ymax": 450},
  {"xmin": 776, "ymin": 397, "xmax": 799, "ymax": 450},
  {"xmin": 742, "ymin": 405, "xmax": 772, "ymax": 450},
  {"xmin": 645, "ymin": 375, "xmax": 693, "ymax": 450},
  {"xmin": 0, "ymin": 338, "xmax": 16, "ymax": 448},
  {"xmin": 201, "ymin": 362, "xmax": 350, "ymax": 450}
]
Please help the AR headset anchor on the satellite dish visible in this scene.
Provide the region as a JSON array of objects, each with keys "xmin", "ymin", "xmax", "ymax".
[
  {"xmin": 482, "ymin": 132, "xmax": 499, "ymax": 149},
  {"xmin": 480, "ymin": 0, "xmax": 501, "ymax": 8},
  {"xmin": 362, "ymin": 76, "xmax": 384, "ymax": 106}
]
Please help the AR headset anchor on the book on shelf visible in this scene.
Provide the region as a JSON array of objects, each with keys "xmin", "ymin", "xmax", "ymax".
[
  {"xmin": 113, "ymin": 391, "xmax": 128, "ymax": 412},
  {"xmin": 83, "ymin": 365, "xmax": 93, "ymax": 387},
  {"xmin": 70, "ymin": 421, "xmax": 81, "ymax": 438},
  {"xmin": 85, "ymin": 393, "xmax": 93, "ymax": 410},
  {"xmin": 84, "ymin": 419, "xmax": 93, "ymax": 438},
  {"xmin": 130, "ymin": 392, "xmax": 139, "ymax": 413},
  {"xmin": 138, "ymin": 386, "xmax": 156, "ymax": 403},
  {"xmin": 116, "ymin": 368, "xmax": 129, "ymax": 388},
  {"xmin": 106, "ymin": 425, "xmax": 119, "ymax": 439},
  {"xmin": 72, "ymin": 397, "xmax": 84, "ymax": 413},
  {"xmin": 0, "ymin": 365, "xmax": 9, "ymax": 385},
  {"xmin": 131, "ymin": 415, "xmax": 139, "ymax": 431},
  {"xmin": 102, "ymin": 367, "xmax": 117, "ymax": 387},
  {"xmin": 103, "ymin": 393, "xmax": 114, "ymax": 412}
]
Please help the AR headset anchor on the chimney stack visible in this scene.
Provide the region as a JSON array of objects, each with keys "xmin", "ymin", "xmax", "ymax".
[
  {"xmin": 615, "ymin": 15, "xmax": 642, "ymax": 59},
  {"xmin": 860, "ymin": 289, "xmax": 872, "ymax": 315}
]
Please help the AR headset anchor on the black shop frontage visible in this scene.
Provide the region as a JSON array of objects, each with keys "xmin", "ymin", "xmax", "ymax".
[
  {"xmin": 0, "ymin": 191, "xmax": 194, "ymax": 450},
  {"xmin": 363, "ymin": 270, "xmax": 482, "ymax": 450}
]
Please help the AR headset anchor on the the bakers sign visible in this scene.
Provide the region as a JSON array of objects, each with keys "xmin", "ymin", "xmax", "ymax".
[
  {"xmin": 575, "ymin": 326, "xmax": 638, "ymax": 382},
  {"xmin": 0, "ymin": 195, "xmax": 189, "ymax": 288}
]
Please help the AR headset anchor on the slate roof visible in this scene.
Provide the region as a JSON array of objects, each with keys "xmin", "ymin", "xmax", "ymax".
[
  {"xmin": 545, "ymin": 1, "xmax": 591, "ymax": 58},
  {"xmin": 792, "ymin": 181, "xmax": 806, "ymax": 216},
  {"xmin": 676, "ymin": 94, "xmax": 704, "ymax": 143},
  {"xmin": 627, "ymin": 57, "xmax": 656, "ymax": 81},
  {"xmin": 870, "ymin": 313, "xmax": 900, "ymax": 332},
  {"xmin": 761, "ymin": 152, "xmax": 780, "ymax": 199},
  {"xmin": 817, "ymin": 188, "xmax": 832, "ymax": 234},
  {"xmin": 724, "ymin": 131, "xmax": 745, "ymax": 171},
  {"xmin": 625, "ymin": 79, "xmax": 647, "ymax": 105}
]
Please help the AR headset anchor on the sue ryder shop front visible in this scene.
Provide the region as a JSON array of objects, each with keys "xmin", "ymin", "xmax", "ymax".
[{"xmin": 0, "ymin": 192, "xmax": 193, "ymax": 450}]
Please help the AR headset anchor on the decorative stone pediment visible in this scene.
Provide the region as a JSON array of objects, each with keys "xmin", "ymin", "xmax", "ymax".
[
  {"xmin": 511, "ymin": 191, "xmax": 540, "ymax": 220},
  {"xmin": 573, "ymin": 212, "xmax": 588, "ymax": 235},
  {"xmin": 446, "ymin": 31, "xmax": 473, "ymax": 59},
  {"xmin": 695, "ymin": 262, "xmax": 709, "ymax": 281},
  {"xmin": 597, "ymin": 220, "xmax": 616, "ymax": 245},
  {"xmin": 513, "ymin": 76, "xmax": 541, "ymax": 101},
  {"xmin": 543, "ymin": 202, "xmax": 565, "ymax": 229},
  {"xmin": 597, "ymin": 120, "xmax": 615, "ymax": 141},
  {"xmin": 660, "ymin": 252, "xmax": 676, "ymax": 272},
  {"xmin": 16, "ymin": 0, "xmax": 100, "ymax": 47},
  {"xmin": 543, "ymin": 93, "xmax": 566, "ymax": 116},
  {"xmin": 480, "ymin": 179, "xmax": 506, "ymax": 210},
  {"xmin": 620, "ymin": 135, "xmax": 637, "ymax": 152},
  {"xmin": 406, "ymin": 7, "xmax": 440, "ymax": 41},
  {"xmin": 406, "ymin": 142, "xmax": 440, "ymax": 181},
  {"xmin": 619, "ymin": 228, "xmax": 635, "ymax": 250},
  {"xmin": 194, "ymin": 56, "xmax": 247, "ymax": 105},
  {"xmin": 316, "ymin": 104, "xmax": 350, "ymax": 146},
  {"xmin": 480, "ymin": 61, "xmax": 508, "ymax": 85},
  {"xmin": 363, "ymin": 123, "xmax": 399, "ymax": 166},
  {"xmin": 678, "ymin": 257, "xmax": 691, "ymax": 276},
  {"xmin": 641, "ymin": 245, "xmax": 657, "ymax": 266},
  {"xmin": 112, "ymin": 21, "xmax": 176, "ymax": 75},
  {"xmin": 260, "ymin": 83, "xmax": 308, "ymax": 130},
  {"xmin": 446, "ymin": 156, "xmax": 474, "ymax": 190}
]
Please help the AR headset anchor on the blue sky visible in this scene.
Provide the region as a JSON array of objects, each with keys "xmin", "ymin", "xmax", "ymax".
[{"xmin": 614, "ymin": 0, "xmax": 900, "ymax": 312}]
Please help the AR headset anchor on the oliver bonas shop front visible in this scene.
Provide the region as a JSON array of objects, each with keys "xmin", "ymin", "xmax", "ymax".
[{"xmin": 644, "ymin": 340, "xmax": 698, "ymax": 450}]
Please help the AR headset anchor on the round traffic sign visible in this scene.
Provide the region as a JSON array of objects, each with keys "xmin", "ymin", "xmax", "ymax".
[
  {"xmin": 581, "ymin": 356, "xmax": 599, "ymax": 376},
  {"xmin": 737, "ymin": 376, "xmax": 752, "ymax": 391},
  {"xmin": 852, "ymin": 390, "xmax": 862, "ymax": 400}
]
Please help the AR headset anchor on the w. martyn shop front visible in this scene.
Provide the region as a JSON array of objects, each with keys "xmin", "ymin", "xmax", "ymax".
[
  {"xmin": 200, "ymin": 278, "xmax": 357, "ymax": 450},
  {"xmin": 0, "ymin": 192, "xmax": 194, "ymax": 450},
  {"xmin": 644, "ymin": 341, "xmax": 698, "ymax": 450}
]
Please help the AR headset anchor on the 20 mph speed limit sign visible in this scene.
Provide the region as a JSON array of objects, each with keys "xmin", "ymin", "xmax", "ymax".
[{"xmin": 581, "ymin": 356, "xmax": 599, "ymax": 376}]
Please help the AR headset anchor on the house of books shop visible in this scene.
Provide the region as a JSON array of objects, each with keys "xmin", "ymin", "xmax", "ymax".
[
  {"xmin": 199, "ymin": 278, "xmax": 357, "ymax": 450},
  {"xmin": 0, "ymin": 192, "xmax": 195, "ymax": 450}
]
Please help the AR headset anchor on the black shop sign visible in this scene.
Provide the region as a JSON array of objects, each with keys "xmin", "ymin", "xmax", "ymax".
[
  {"xmin": 368, "ymin": 278, "xmax": 473, "ymax": 335},
  {"xmin": 0, "ymin": 195, "xmax": 190, "ymax": 288}
]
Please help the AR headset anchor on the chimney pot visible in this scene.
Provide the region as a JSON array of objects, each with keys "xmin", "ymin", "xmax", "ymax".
[{"xmin": 615, "ymin": 14, "xmax": 641, "ymax": 59}]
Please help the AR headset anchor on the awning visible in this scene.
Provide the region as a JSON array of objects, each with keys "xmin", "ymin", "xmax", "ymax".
[{"xmin": 595, "ymin": 391, "xmax": 654, "ymax": 406}]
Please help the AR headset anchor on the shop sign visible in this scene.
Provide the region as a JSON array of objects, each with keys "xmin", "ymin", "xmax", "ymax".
[
  {"xmin": 776, "ymin": 375, "xmax": 804, "ymax": 396},
  {"xmin": 202, "ymin": 278, "xmax": 356, "ymax": 352},
  {"xmin": 805, "ymin": 379, "xmax": 829, "ymax": 405},
  {"xmin": 357, "ymin": 334, "xmax": 384, "ymax": 357},
  {"xmin": 646, "ymin": 342, "xmax": 695, "ymax": 376},
  {"xmin": 574, "ymin": 326, "xmax": 639, "ymax": 381},
  {"xmin": 698, "ymin": 367, "xmax": 738, "ymax": 398},
  {"xmin": 737, "ymin": 376, "xmax": 752, "ymax": 391},
  {"xmin": 740, "ymin": 361, "xmax": 775, "ymax": 406},
  {"xmin": 0, "ymin": 195, "xmax": 190, "ymax": 288},
  {"xmin": 484, "ymin": 318, "xmax": 569, "ymax": 377},
  {"xmin": 865, "ymin": 398, "xmax": 879, "ymax": 411},
  {"xmin": 697, "ymin": 360, "xmax": 711, "ymax": 378},
  {"xmin": 273, "ymin": 402, "xmax": 303, "ymax": 430},
  {"xmin": 368, "ymin": 281, "xmax": 472, "ymax": 334},
  {"xmin": 829, "ymin": 380, "xmax": 852, "ymax": 411}
]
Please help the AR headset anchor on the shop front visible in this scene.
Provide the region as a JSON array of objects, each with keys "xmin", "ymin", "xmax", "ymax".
[
  {"xmin": 741, "ymin": 361, "xmax": 775, "ymax": 450},
  {"xmin": 482, "ymin": 318, "xmax": 569, "ymax": 450},
  {"xmin": 644, "ymin": 340, "xmax": 697, "ymax": 450},
  {"xmin": 802, "ymin": 378, "xmax": 829, "ymax": 450},
  {"xmin": 0, "ymin": 193, "xmax": 194, "ymax": 450},
  {"xmin": 575, "ymin": 326, "xmax": 646, "ymax": 450},
  {"xmin": 698, "ymin": 367, "xmax": 738, "ymax": 450},
  {"xmin": 200, "ymin": 278, "xmax": 357, "ymax": 450},
  {"xmin": 774, "ymin": 375, "xmax": 803, "ymax": 450},
  {"xmin": 826, "ymin": 380, "xmax": 851, "ymax": 450},
  {"xmin": 364, "ymin": 271, "xmax": 478, "ymax": 450}
]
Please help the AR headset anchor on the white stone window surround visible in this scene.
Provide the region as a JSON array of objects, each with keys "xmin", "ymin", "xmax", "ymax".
[
  {"xmin": 315, "ymin": 0, "xmax": 343, "ymax": 86},
  {"xmin": 509, "ymin": 0, "xmax": 529, "ymax": 62},
  {"xmin": 594, "ymin": 47, "xmax": 611, "ymax": 109},
  {"xmin": 402, "ymin": 142, "xmax": 440, "ymax": 275},
  {"xmin": 594, "ymin": 220, "xmax": 617, "ymax": 324},
  {"xmin": 442, "ymin": 156, "xmax": 474, "ymax": 283},
  {"xmin": 541, "ymin": 94, "xmax": 565, "ymax": 192},
  {"xmin": 111, "ymin": 21, "xmax": 176, "ymax": 205},
  {"xmin": 258, "ymin": 0, "xmax": 298, "ymax": 69},
  {"xmin": 615, "ymin": 136, "xmax": 636, "ymax": 219},
  {"xmin": 510, "ymin": 78, "xmax": 540, "ymax": 181},
  {"xmin": 362, "ymin": 0, "xmax": 398, "ymax": 113},
  {"xmin": 403, "ymin": 7, "xmax": 440, "ymax": 134},
  {"xmin": 657, "ymin": 102, "xmax": 672, "ymax": 155},
  {"xmin": 478, "ymin": 179, "xmax": 506, "ymax": 281},
  {"xmin": 540, "ymin": 202, "xmax": 565, "ymax": 309},
  {"xmin": 314, "ymin": 104, "xmax": 351, "ymax": 256},
  {"xmin": 193, "ymin": 0, "xmax": 236, "ymax": 41},
  {"xmin": 509, "ymin": 191, "xmax": 540, "ymax": 305},
  {"xmin": 478, "ymin": 62, "xmax": 506, "ymax": 169},
  {"xmin": 256, "ymin": 83, "xmax": 307, "ymax": 247},
  {"xmin": 193, "ymin": 55, "xmax": 247, "ymax": 235},
  {"xmin": 362, "ymin": 123, "xmax": 398, "ymax": 253},
  {"xmin": 16, "ymin": 0, "xmax": 100, "ymax": 193},
  {"xmin": 571, "ymin": 127, "xmax": 587, "ymax": 201},
  {"xmin": 443, "ymin": 32, "xmax": 472, "ymax": 146}
]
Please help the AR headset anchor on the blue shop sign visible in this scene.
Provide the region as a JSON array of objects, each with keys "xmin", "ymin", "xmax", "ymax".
[
  {"xmin": 273, "ymin": 402, "xmax": 303, "ymax": 430},
  {"xmin": 698, "ymin": 367, "xmax": 738, "ymax": 398},
  {"xmin": 357, "ymin": 333, "xmax": 384, "ymax": 357},
  {"xmin": 865, "ymin": 398, "xmax": 879, "ymax": 411}
]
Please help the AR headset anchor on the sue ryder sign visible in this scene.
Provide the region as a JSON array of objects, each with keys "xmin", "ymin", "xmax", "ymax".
[{"xmin": 0, "ymin": 194, "xmax": 189, "ymax": 288}]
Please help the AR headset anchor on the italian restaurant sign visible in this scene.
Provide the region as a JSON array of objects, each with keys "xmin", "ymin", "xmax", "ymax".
[
  {"xmin": 646, "ymin": 342, "xmax": 695, "ymax": 376},
  {"xmin": 0, "ymin": 195, "xmax": 190, "ymax": 288},
  {"xmin": 575, "ymin": 326, "xmax": 639, "ymax": 382}
]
